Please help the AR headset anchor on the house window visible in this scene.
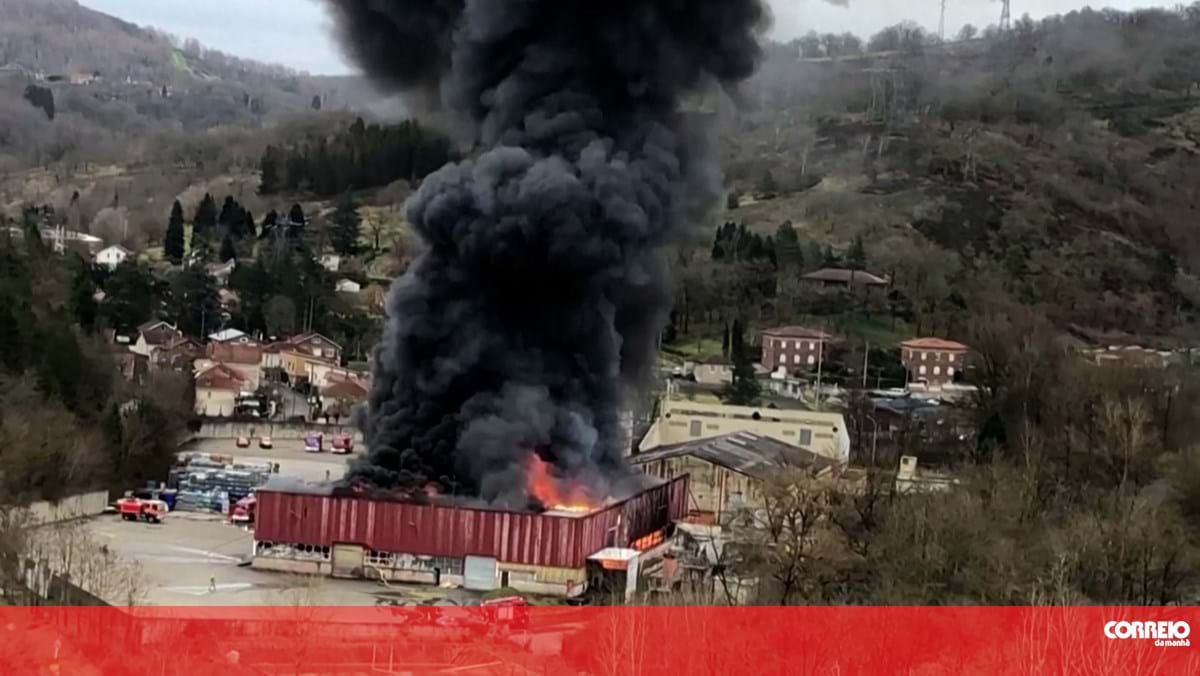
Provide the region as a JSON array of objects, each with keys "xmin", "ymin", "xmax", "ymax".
[
  {"xmin": 792, "ymin": 354, "xmax": 800, "ymax": 364},
  {"xmin": 778, "ymin": 353, "xmax": 787, "ymax": 365},
  {"xmin": 689, "ymin": 420, "xmax": 702, "ymax": 437},
  {"xmin": 798, "ymin": 429, "xmax": 813, "ymax": 445},
  {"xmin": 948, "ymin": 367, "xmax": 956, "ymax": 377},
  {"xmin": 919, "ymin": 366, "xmax": 927, "ymax": 376},
  {"xmin": 807, "ymin": 355, "xmax": 816, "ymax": 366},
  {"xmin": 933, "ymin": 366, "xmax": 941, "ymax": 376},
  {"xmin": 948, "ymin": 354, "xmax": 955, "ymax": 363},
  {"xmin": 921, "ymin": 352, "xmax": 928, "ymax": 361}
]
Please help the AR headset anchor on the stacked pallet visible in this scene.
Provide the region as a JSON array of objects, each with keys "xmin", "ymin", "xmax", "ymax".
[{"xmin": 170, "ymin": 459, "xmax": 273, "ymax": 514}]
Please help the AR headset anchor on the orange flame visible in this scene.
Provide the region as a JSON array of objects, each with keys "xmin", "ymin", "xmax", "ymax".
[{"xmin": 525, "ymin": 454, "xmax": 595, "ymax": 513}]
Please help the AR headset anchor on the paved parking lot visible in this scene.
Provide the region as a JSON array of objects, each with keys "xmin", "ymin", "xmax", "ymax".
[
  {"xmin": 85, "ymin": 513, "xmax": 481, "ymax": 607},
  {"xmin": 179, "ymin": 438, "xmax": 359, "ymax": 482}
]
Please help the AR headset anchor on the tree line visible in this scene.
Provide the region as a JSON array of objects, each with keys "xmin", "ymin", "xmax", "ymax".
[{"xmin": 258, "ymin": 118, "xmax": 453, "ymax": 197}]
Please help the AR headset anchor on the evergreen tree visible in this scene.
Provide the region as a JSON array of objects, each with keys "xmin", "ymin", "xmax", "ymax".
[
  {"xmin": 218, "ymin": 196, "xmax": 239, "ymax": 230},
  {"xmin": 259, "ymin": 145, "xmax": 281, "ymax": 194},
  {"xmin": 69, "ymin": 261, "xmax": 98, "ymax": 331},
  {"xmin": 723, "ymin": 320, "xmax": 761, "ymax": 406},
  {"xmin": 242, "ymin": 210, "xmax": 257, "ymax": 238},
  {"xmin": 168, "ymin": 267, "xmax": 219, "ymax": 338},
  {"xmin": 848, "ymin": 235, "xmax": 867, "ymax": 270},
  {"xmin": 102, "ymin": 262, "xmax": 156, "ymax": 333},
  {"xmin": 288, "ymin": 203, "xmax": 306, "ymax": 227},
  {"xmin": 192, "ymin": 194, "xmax": 217, "ymax": 252},
  {"xmin": 331, "ymin": 192, "xmax": 362, "ymax": 256},
  {"xmin": 164, "ymin": 200, "xmax": 186, "ymax": 264},
  {"xmin": 219, "ymin": 235, "xmax": 237, "ymax": 263},
  {"xmin": 774, "ymin": 221, "xmax": 802, "ymax": 270}
]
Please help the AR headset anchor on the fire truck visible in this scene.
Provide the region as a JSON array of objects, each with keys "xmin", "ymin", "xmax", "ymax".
[
  {"xmin": 331, "ymin": 434, "xmax": 355, "ymax": 454},
  {"xmin": 117, "ymin": 496, "xmax": 167, "ymax": 524}
]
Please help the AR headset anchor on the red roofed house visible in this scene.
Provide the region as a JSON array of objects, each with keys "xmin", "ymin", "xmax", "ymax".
[
  {"xmin": 131, "ymin": 321, "xmax": 183, "ymax": 359},
  {"xmin": 761, "ymin": 326, "xmax": 833, "ymax": 373},
  {"xmin": 198, "ymin": 341, "xmax": 264, "ymax": 389},
  {"xmin": 152, "ymin": 336, "xmax": 204, "ymax": 373},
  {"xmin": 901, "ymin": 338, "xmax": 969, "ymax": 388},
  {"xmin": 195, "ymin": 363, "xmax": 246, "ymax": 417}
]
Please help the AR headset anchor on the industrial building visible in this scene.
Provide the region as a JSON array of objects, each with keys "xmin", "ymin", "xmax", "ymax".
[
  {"xmin": 251, "ymin": 476, "xmax": 688, "ymax": 600},
  {"xmin": 632, "ymin": 431, "xmax": 837, "ymax": 525},
  {"xmin": 638, "ymin": 398, "xmax": 851, "ymax": 465}
]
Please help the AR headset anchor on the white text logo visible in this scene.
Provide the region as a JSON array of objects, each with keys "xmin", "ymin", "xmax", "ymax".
[{"xmin": 1104, "ymin": 621, "xmax": 1191, "ymax": 647}]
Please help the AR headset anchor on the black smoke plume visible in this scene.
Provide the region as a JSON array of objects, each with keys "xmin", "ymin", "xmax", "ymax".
[{"xmin": 328, "ymin": 0, "xmax": 770, "ymax": 507}]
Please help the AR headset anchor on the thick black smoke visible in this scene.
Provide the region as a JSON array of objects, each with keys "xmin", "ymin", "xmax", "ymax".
[{"xmin": 329, "ymin": 0, "xmax": 769, "ymax": 507}]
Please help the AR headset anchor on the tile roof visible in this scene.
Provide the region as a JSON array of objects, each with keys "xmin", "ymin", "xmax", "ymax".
[
  {"xmin": 321, "ymin": 379, "xmax": 369, "ymax": 401},
  {"xmin": 901, "ymin": 338, "xmax": 970, "ymax": 351},
  {"xmin": 138, "ymin": 321, "xmax": 182, "ymax": 347},
  {"xmin": 195, "ymin": 363, "xmax": 245, "ymax": 391},
  {"xmin": 207, "ymin": 342, "xmax": 263, "ymax": 365},
  {"xmin": 630, "ymin": 431, "xmax": 837, "ymax": 480},
  {"xmin": 762, "ymin": 326, "xmax": 833, "ymax": 340}
]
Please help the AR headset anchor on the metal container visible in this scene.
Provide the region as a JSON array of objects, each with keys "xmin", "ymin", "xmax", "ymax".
[{"xmin": 254, "ymin": 476, "xmax": 688, "ymax": 569}]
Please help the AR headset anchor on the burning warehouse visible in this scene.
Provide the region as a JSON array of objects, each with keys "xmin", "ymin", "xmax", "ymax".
[
  {"xmin": 252, "ymin": 476, "xmax": 687, "ymax": 598},
  {"xmin": 289, "ymin": 0, "xmax": 766, "ymax": 598}
]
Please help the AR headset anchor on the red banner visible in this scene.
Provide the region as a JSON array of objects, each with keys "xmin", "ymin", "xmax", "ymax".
[{"xmin": 0, "ymin": 606, "xmax": 1196, "ymax": 674}]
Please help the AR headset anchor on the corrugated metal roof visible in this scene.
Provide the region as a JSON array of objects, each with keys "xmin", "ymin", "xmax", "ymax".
[
  {"xmin": 254, "ymin": 476, "xmax": 688, "ymax": 569},
  {"xmin": 630, "ymin": 432, "xmax": 834, "ymax": 480}
]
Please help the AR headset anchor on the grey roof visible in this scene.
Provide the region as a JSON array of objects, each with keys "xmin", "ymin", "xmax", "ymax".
[
  {"xmin": 803, "ymin": 268, "xmax": 889, "ymax": 285},
  {"xmin": 631, "ymin": 432, "xmax": 835, "ymax": 479}
]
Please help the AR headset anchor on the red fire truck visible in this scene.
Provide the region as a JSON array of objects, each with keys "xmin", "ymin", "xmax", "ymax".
[{"xmin": 117, "ymin": 497, "xmax": 167, "ymax": 524}]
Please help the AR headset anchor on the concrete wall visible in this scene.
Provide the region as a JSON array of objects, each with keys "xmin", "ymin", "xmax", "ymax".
[
  {"xmin": 20, "ymin": 491, "xmax": 109, "ymax": 527},
  {"xmin": 191, "ymin": 420, "xmax": 363, "ymax": 442},
  {"xmin": 196, "ymin": 388, "xmax": 238, "ymax": 417}
]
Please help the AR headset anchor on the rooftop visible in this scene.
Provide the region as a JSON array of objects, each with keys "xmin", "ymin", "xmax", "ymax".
[
  {"xmin": 901, "ymin": 338, "xmax": 970, "ymax": 351},
  {"xmin": 631, "ymin": 431, "xmax": 837, "ymax": 480},
  {"xmin": 762, "ymin": 325, "xmax": 833, "ymax": 340},
  {"xmin": 803, "ymin": 268, "xmax": 889, "ymax": 285}
]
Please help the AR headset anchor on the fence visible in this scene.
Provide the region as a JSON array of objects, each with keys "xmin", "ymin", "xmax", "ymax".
[{"xmin": 191, "ymin": 420, "xmax": 364, "ymax": 442}]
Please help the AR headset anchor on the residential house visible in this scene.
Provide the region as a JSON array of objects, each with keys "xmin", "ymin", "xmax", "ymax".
[
  {"xmin": 631, "ymin": 431, "xmax": 837, "ymax": 525},
  {"xmin": 802, "ymin": 268, "xmax": 889, "ymax": 290},
  {"xmin": 94, "ymin": 244, "xmax": 131, "ymax": 270},
  {"xmin": 693, "ymin": 356, "xmax": 733, "ymax": 386},
  {"xmin": 206, "ymin": 260, "xmax": 237, "ymax": 287},
  {"xmin": 198, "ymin": 341, "xmax": 263, "ymax": 390},
  {"xmin": 194, "ymin": 363, "xmax": 246, "ymax": 418},
  {"xmin": 320, "ymin": 254, "xmax": 342, "ymax": 272},
  {"xmin": 208, "ymin": 328, "xmax": 251, "ymax": 344},
  {"xmin": 320, "ymin": 377, "xmax": 370, "ymax": 419},
  {"xmin": 900, "ymin": 338, "xmax": 969, "ymax": 388},
  {"xmin": 286, "ymin": 332, "xmax": 343, "ymax": 364},
  {"xmin": 152, "ymin": 336, "xmax": 204, "ymax": 373},
  {"xmin": 1081, "ymin": 345, "xmax": 1176, "ymax": 370},
  {"xmin": 761, "ymin": 326, "xmax": 832, "ymax": 372},
  {"xmin": 336, "ymin": 279, "xmax": 362, "ymax": 294},
  {"xmin": 639, "ymin": 398, "xmax": 850, "ymax": 465},
  {"xmin": 131, "ymin": 321, "xmax": 183, "ymax": 359}
]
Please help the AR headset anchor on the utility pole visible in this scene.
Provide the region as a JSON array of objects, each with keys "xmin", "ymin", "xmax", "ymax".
[
  {"xmin": 999, "ymin": 0, "xmax": 1012, "ymax": 32},
  {"xmin": 862, "ymin": 341, "xmax": 870, "ymax": 389},
  {"xmin": 815, "ymin": 335, "xmax": 824, "ymax": 411},
  {"xmin": 939, "ymin": 0, "xmax": 947, "ymax": 42}
]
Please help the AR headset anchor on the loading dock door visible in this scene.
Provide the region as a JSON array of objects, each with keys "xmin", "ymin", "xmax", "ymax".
[
  {"xmin": 464, "ymin": 556, "xmax": 498, "ymax": 591},
  {"xmin": 332, "ymin": 544, "xmax": 366, "ymax": 579}
]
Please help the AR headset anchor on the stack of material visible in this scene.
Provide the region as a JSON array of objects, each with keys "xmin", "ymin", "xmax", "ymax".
[{"xmin": 170, "ymin": 459, "xmax": 272, "ymax": 513}]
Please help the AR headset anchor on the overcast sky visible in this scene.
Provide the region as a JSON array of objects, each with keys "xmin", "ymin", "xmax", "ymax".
[{"xmin": 81, "ymin": 0, "xmax": 1171, "ymax": 75}]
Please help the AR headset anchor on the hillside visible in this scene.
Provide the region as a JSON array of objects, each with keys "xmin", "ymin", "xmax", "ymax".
[
  {"xmin": 0, "ymin": 0, "xmax": 389, "ymax": 172},
  {"xmin": 696, "ymin": 7, "xmax": 1200, "ymax": 346}
]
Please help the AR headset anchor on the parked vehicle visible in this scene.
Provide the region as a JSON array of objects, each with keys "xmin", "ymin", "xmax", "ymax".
[
  {"xmin": 259, "ymin": 436, "xmax": 274, "ymax": 449},
  {"xmin": 236, "ymin": 436, "xmax": 251, "ymax": 448},
  {"xmin": 117, "ymin": 497, "xmax": 167, "ymax": 524},
  {"xmin": 331, "ymin": 434, "xmax": 354, "ymax": 455},
  {"xmin": 231, "ymin": 495, "xmax": 257, "ymax": 525},
  {"xmin": 304, "ymin": 433, "xmax": 323, "ymax": 453}
]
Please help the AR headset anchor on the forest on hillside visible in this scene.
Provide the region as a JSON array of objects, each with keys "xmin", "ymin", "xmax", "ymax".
[{"xmin": 691, "ymin": 6, "xmax": 1200, "ymax": 345}]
